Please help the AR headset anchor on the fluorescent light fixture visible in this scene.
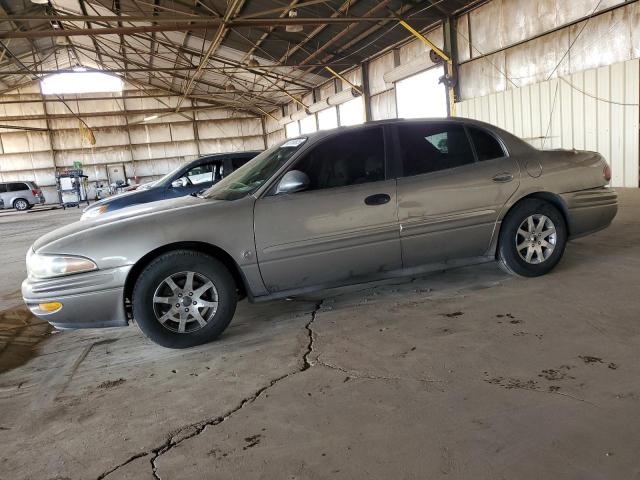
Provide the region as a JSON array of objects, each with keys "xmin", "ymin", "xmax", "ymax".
[
  {"xmin": 41, "ymin": 71, "xmax": 123, "ymax": 95},
  {"xmin": 144, "ymin": 115, "xmax": 159, "ymax": 122}
]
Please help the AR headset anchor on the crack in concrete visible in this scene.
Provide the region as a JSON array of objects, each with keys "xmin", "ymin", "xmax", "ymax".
[
  {"xmin": 97, "ymin": 300, "xmax": 324, "ymax": 480},
  {"xmin": 96, "ymin": 452, "xmax": 149, "ymax": 480},
  {"xmin": 314, "ymin": 356, "xmax": 442, "ymax": 386}
]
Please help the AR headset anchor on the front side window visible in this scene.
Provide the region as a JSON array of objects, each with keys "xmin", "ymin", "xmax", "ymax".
[
  {"xmin": 293, "ymin": 128, "xmax": 384, "ymax": 191},
  {"xmin": 0, "ymin": 184, "xmax": 7, "ymax": 193},
  {"xmin": 398, "ymin": 123, "xmax": 474, "ymax": 177},
  {"xmin": 468, "ymin": 126, "xmax": 506, "ymax": 161},
  {"xmin": 203, "ymin": 138, "xmax": 307, "ymax": 201},
  {"xmin": 184, "ymin": 164, "xmax": 214, "ymax": 185}
]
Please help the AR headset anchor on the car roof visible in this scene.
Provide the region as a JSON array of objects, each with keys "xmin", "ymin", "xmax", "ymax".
[{"xmin": 295, "ymin": 117, "xmax": 534, "ymax": 155}]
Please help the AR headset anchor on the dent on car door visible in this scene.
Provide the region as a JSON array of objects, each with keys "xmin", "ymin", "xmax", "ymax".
[
  {"xmin": 395, "ymin": 122, "xmax": 519, "ymax": 267},
  {"xmin": 253, "ymin": 127, "xmax": 402, "ymax": 293}
]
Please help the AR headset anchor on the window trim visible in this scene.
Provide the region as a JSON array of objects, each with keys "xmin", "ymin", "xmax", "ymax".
[{"xmin": 264, "ymin": 125, "xmax": 390, "ymax": 197}]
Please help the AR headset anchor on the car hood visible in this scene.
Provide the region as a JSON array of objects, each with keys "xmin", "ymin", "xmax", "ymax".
[
  {"xmin": 85, "ymin": 188, "xmax": 151, "ymax": 211},
  {"xmin": 34, "ymin": 195, "xmax": 206, "ymax": 252}
]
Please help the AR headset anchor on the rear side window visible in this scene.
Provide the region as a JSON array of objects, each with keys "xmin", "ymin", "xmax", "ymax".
[
  {"xmin": 231, "ymin": 156, "xmax": 251, "ymax": 171},
  {"xmin": 468, "ymin": 126, "xmax": 505, "ymax": 161},
  {"xmin": 398, "ymin": 123, "xmax": 474, "ymax": 177},
  {"xmin": 8, "ymin": 182, "xmax": 29, "ymax": 192},
  {"xmin": 294, "ymin": 128, "xmax": 385, "ymax": 191}
]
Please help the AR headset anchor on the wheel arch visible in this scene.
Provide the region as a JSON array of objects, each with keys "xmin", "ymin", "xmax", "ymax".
[
  {"xmin": 13, "ymin": 197, "xmax": 29, "ymax": 209},
  {"xmin": 493, "ymin": 191, "xmax": 570, "ymax": 258},
  {"xmin": 123, "ymin": 241, "xmax": 248, "ymax": 309}
]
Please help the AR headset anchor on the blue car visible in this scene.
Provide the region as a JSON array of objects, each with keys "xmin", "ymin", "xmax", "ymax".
[{"xmin": 82, "ymin": 151, "xmax": 260, "ymax": 219}]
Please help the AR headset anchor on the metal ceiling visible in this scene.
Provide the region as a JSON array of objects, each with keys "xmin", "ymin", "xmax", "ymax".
[{"xmin": 0, "ymin": 0, "xmax": 479, "ymax": 115}]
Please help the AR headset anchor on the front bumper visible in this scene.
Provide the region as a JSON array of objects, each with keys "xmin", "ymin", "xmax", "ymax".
[
  {"xmin": 561, "ymin": 187, "xmax": 618, "ymax": 238},
  {"xmin": 22, "ymin": 265, "xmax": 131, "ymax": 329}
]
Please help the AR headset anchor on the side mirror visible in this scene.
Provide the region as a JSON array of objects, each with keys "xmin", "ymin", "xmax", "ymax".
[
  {"xmin": 171, "ymin": 177, "xmax": 188, "ymax": 188},
  {"xmin": 276, "ymin": 170, "xmax": 310, "ymax": 195}
]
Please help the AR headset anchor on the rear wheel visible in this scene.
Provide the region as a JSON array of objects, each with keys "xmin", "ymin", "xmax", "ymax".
[
  {"xmin": 497, "ymin": 199, "xmax": 567, "ymax": 277},
  {"xmin": 132, "ymin": 250, "xmax": 237, "ymax": 348},
  {"xmin": 13, "ymin": 198, "xmax": 29, "ymax": 211}
]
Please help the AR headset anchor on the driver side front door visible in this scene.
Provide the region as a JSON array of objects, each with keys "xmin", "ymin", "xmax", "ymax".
[{"xmin": 253, "ymin": 127, "xmax": 402, "ymax": 293}]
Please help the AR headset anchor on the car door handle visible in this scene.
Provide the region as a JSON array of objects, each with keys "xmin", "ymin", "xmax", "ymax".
[
  {"xmin": 364, "ymin": 193, "xmax": 391, "ymax": 206},
  {"xmin": 492, "ymin": 173, "xmax": 514, "ymax": 183}
]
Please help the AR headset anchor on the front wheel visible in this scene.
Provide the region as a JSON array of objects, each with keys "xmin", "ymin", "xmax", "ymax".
[
  {"xmin": 132, "ymin": 250, "xmax": 237, "ymax": 348},
  {"xmin": 497, "ymin": 199, "xmax": 567, "ymax": 277}
]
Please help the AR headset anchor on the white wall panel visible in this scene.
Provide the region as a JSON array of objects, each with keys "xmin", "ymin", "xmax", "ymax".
[{"xmin": 458, "ymin": 59, "xmax": 639, "ymax": 188}]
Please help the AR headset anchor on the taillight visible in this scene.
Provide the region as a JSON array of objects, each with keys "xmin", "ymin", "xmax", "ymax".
[
  {"xmin": 31, "ymin": 189, "xmax": 39, "ymax": 196},
  {"xmin": 603, "ymin": 164, "xmax": 612, "ymax": 182}
]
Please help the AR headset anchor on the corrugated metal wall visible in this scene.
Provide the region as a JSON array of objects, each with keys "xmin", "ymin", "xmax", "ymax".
[
  {"xmin": 0, "ymin": 81, "xmax": 266, "ymax": 202},
  {"xmin": 458, "ymin": 59, "xmax": 639, "ymax": 188}
]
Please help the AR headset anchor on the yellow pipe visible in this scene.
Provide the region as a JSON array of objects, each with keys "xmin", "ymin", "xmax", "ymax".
[
  {"xmin": 325, "ymin": 66, "xmax": 363, "ymax": 95},
  {"xmin": 398, "ymin": 20, "xmax": 450, "ymax": 62}
]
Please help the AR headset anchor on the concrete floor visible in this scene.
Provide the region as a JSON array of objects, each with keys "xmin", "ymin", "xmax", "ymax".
[{"xmin": 1, "ymin": 191, "xmax": 639, "ymax": 480}]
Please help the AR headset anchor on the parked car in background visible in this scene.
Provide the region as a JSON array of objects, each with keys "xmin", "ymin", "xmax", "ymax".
[
  {"xmin": 23, "ymin": 118, "xmax": 617, "ymax": 348},
  {"xmin": 0, "ymin": 181, "xmax": 45, "ymax": 211},
  {"xmin": 82, "ymin": 151, "xmax": 260, "ymax": 219}
]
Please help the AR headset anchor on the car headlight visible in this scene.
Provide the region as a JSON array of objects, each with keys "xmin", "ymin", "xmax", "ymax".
[
  {"xmin": 27, "ymin": 249, "xmax": 97, "ymax": 279},
  {"xmin": 81, "ymin": 204, "xmax": 109, "ymax": 219}
]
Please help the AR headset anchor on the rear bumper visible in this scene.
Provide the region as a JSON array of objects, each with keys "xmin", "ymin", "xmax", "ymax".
[
  {"xmin": 22, "ymin": 266, "xmax": 131, "ymax": 329},
  {"xmin": 561, "ymin": 187, "xmax": 618, "ymax": 238}
]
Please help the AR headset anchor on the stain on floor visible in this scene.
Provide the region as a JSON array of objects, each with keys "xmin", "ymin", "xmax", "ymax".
[{"xmin": 0, "ymin": 305, "xmax": 52, "ymax": 374}]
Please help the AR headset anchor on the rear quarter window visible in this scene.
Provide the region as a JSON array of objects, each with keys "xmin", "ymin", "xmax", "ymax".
[
  {"xmin": 468, "ymin": 126, "xmax": 506, "ymax": 161},
  {"xmin": 8, "ymin": 182, "xmax": 29, "ymax": 192}
]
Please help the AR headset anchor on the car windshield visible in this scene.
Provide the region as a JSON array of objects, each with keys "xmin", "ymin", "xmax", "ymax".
[{"xmin": 201, "ymin": 138, "xmax": 307, "ymax": 201}]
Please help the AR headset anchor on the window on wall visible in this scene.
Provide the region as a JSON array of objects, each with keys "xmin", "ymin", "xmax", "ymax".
[
  {"xmin": 396, "ymin": 66, "xmax": 447, "ymax": 119},
  {"xmin": 299, "ymin": 115, "xmax": 317, "ymax": 134},
  {"xmin": 338, "ymin": 97, "xmax": 365, "ymax": 126},
  {"xmin": 285, "ymin": 122, "xmax": 300, "ymax": 139},
  {"xmin": 317, "ymin": 106, "xmax": 338, "ymax": 131}
]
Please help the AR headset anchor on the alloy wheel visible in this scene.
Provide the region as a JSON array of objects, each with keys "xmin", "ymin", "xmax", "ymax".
[
  {"xmin": 152, "ymin": 271, "xmax": 218, "ymax": 333},
  {"xmin": 515, "ymin": 214, "xmax": 557, "ymax": 264}
]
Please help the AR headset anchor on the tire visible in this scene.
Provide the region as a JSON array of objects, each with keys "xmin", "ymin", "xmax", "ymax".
[
  {"xmin": 497, "ymin": 199, "xmax": 567, "ymax": 277},
  {"xmin": 13, "ymin": 198, "xmax": 29, "ymax": 211},
  {"xmin": 132, "ymin": 250, "xmax": 237, "ymax": 348}
]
